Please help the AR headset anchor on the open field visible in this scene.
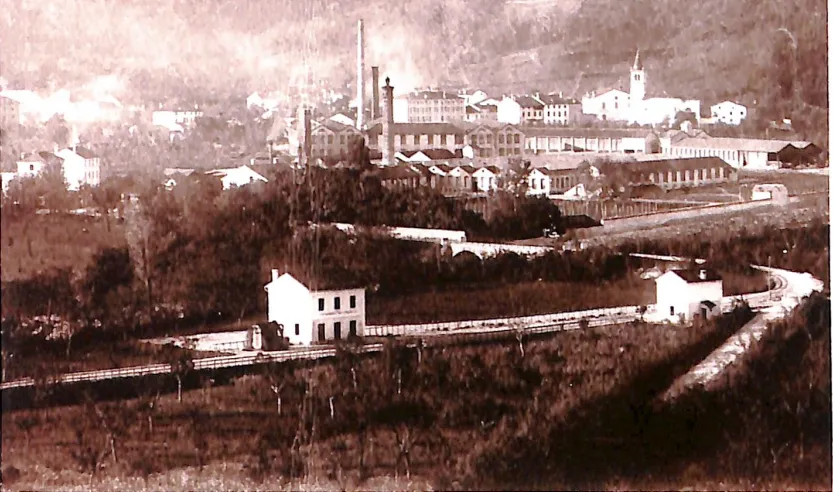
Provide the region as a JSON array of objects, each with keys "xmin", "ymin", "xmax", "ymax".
[
  {"xmin": 0, "ymin": 213, "xmax": 127, "ymax": 282},
  {"xmin": 1, "ymin": 309, "xmax": 758, "ymax": 491}
]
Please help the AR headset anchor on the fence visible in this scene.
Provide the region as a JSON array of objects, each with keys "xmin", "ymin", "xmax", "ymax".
[{"xmin": 596, "ymin": 198, "xmax": 776, "ymax": 233}]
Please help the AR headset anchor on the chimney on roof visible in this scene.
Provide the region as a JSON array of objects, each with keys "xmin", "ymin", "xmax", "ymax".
[
  {"xmin": 699, "ymin": 269, "xmax": 707, "ymax": 280},
  {"xmin": 371, "ymin": 66, "xmax": 380, "ymax": 120},
  {"xmin": 381, "ymin": 77, "xmax": 395, "ymax": 166},
  {"xmin": 356, "ymin": 19, "xmax": 366, "ymax": 130},
  {"xmin": 271, "ymin": 269, "xmax": 280, "ymax": 282}
]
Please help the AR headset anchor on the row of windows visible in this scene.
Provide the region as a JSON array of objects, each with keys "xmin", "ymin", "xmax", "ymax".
[
  {"xmin": 317, "ymin": 295, "xmax": 357, "ymax": 311},
  {"xmin": 645, "ymin": 167, "xmax": 726, "ymax": 183},
  {"xmin": 315, "ymin": 320, "xmax": 358, "ymax": 341},
  {"xmin": 528, "ymin": 176, "xmax": 575, "ymax": 190}
]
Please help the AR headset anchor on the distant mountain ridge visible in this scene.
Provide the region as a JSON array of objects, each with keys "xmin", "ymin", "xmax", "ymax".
[{"xmin": 2, "ymin": 0, "xmax": 826, "ymax": 127}]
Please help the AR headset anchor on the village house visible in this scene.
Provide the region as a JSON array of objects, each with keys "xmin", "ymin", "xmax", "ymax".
[
  {"xmin": 463, "ymin": 122, "xmax": 526, "ymax": 158},
  {"xmin": 515, "ymin": 95, "xmax": 546, "ymax": 125},
  {"xmin": 581, "ymin": 88, "xmax": 631, "ymax": 122},
  {"xmin": 668, "ymin": 137, "xmax": 822, "ymax": 168},
  {"xmin": 655, "ymin": 268, "xmax": 723, "ymax": 323},
  {"xmin": 464, "ymin": 99, "xmax": 500, "ymax": 123},
  {"xmin": 710, "ymin": 101, "xmax": 748, "ymax": 126},
  {"xmin": 152, "ymin": 104, "xmax": 204, "ymax": 129},
  {"xmin": 376, "ymin": 164, "xmax": 421, "ymax": 190},
  {"xmin": 203, "ymin": 165, "xmax": 268, "ymax": 190},
  {"xmin": 472, "ymin": 165, "xmax": 501, "ymax": 193},
  {"xmin": 445, "ymin": 163, "xmax": 477, "ymax": 194},
  {"xmin": 393, "ymin": 89, "xmax": 466, "ymax": 123},
  {"xmin": 16, "ymin": 147, "xmax": 101, "ymax": 191},
  {"xmin": 526, "ymin": 167, "xmax": 552, "ymax": 196},
  {"xmin": 264, "ymin": 270, "xmax": 366, "ymax": 345},
  {"xmin": 540, "ymin": 94, "xmax": 582, "ymax": 125},
  {"xmin": 307, "ymin": 120, "xmax": 363, "ymax": 159}
]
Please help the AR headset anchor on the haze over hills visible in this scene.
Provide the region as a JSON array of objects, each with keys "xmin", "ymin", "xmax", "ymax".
[{"xmin": 2, "ymin": 0, "xmax": 827, "ymax": 131}]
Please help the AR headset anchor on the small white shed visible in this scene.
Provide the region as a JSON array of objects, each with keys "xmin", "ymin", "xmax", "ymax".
[{"xmin": 655, "ymin": 268, "xmax": 723, "ymax": 323}]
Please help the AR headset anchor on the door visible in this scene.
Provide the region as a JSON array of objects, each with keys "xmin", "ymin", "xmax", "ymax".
[
  {"xmin": 333, "ymin": 322, "xmax": 342, "ymax": 340},
  {"xmin": 317, "ymin": 323, "xmax": 326, "ymax": 342}
]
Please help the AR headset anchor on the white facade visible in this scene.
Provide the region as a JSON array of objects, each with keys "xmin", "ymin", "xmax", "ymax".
[
  {"xmin": 264, "ymin": 270, "xmax": 366, "ymax": 346},
  {"xmin": 631, "ymin": 98, "xmax": 701, "ymax": 126},
  {"xmin": 710, "ymin": 101, "xmax": 747, "ymax": 126},
  {"xmin": 497, "ymin": 97, "xmax": 523, "ymax": 125},
  {"xmin": 152, "ymin": 109, "xmax": 203, "ymax": 128},
  {"xmin": 1, "ymin": 172, "xmax": 16, "ymax": 195},
  {"xmin": 55, "ymin": 148, "xmax": 101, "ymax": 191},
  {"xmin": 204, "ymin": 165, "xmax": 268, "ymax": 190},
  {"xmin": 526, "ymin": 168, "xmax": 551, "ymax": 196},
  {"xmin": 16, "ymin": 158, "xmax": 45, "ymax": 178},
  {"xmin": 655, "ymin": 270, "xmax": 723, "ymax": 323},
  {"xmin": 472, "ymin": 167, "xmax": 499, "ymax": 192},
  {"xmin": 581, "ymin": 89, "xmax": 631, "ymax": 122}
]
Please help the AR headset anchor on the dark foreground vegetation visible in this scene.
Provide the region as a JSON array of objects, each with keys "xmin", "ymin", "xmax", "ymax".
[{"xmin": 4, "ymin": 303, "xmax": 790, "ymax": 490}]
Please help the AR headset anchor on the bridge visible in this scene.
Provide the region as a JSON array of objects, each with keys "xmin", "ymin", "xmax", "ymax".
[{"xmin": 446, "ymin": 241, "xmax": 555, "ymax": 259}]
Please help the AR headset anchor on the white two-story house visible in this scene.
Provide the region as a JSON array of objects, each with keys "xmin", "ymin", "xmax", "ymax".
[{"xmin": 264, "ymin": 270, "xmax": 366, "ymax": 345}]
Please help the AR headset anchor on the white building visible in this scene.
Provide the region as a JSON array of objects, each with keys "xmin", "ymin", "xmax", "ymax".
[
  {"xmin": 580, "ymin": 89, "xmax": 631, "ymax": 122},
  {"xmin": 152, "ymin": 106, "xmax": 203, "ymax": 129},
  {"xmin": 264, "ymin": 270, "xmax": 366, "ymax": 346},
  {"xmin": 460, "ymin": 90, "xmax": 490, "ymax": 106},
  {"xmin": 582, "ymin": 52, "xmax": 701, "ymax": 126},
  {"xmin": 1, "ymin": 172, "xmax": 16, "ymax": 195},
  {"xmin": 668, "ymin": 137, "xmax": 820, "ymax": 169},
  {"xmin": 710, "ymin": 101, "xmax": 747, "ymax": 126},
  {"xmin": 472, "ymin": 166, "xmax": 500, "ymax": 192},
  {"xmin": 17, "ymin": 148, "xmax": 101, "ymax": 191},
  {"xmin": 497, "ymin": 97, "xmax": 523, "ymax": 125},
  {"xmin": 55, "ymin": 147, "xmax": 102, "ymax": 191},
  {"xmin": 655, "ymin": 268, "xmax": 723, "ymax": 323},
  {"xmin": 526, "ymin": 167, "xmax": 551, "ymax": 196},
  {"xmin": 203, "ymin": 165, "xmax": 268, "ymax": 190},
  {"xmin": 540, "ymin": 94, "xmax": 582, "ymax": 125}
]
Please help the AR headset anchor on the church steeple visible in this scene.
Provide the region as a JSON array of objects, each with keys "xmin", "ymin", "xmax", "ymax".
[
  {"xmin": 630, "ymin": 49, "xmax": 645, "ymax": 102},
  {"xmin": 633, "ymin": 49, "xmax": 643, "ymax": 70}
]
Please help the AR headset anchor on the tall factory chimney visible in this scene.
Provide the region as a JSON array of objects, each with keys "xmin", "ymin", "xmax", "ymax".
[
  {"xmin": 296, "ymin": 105, "xmax": 313, "ymax": 167},
  {"xmin": 371, "ymin": 66, "xmax": 380, "ymax": 120},
  {"xmin": 381, "ymin": 76, "xmax": 395, "ymax": 166},
  {"xmin": 356, "ymin": 19, "xmax": 366, "ymax": 130}
]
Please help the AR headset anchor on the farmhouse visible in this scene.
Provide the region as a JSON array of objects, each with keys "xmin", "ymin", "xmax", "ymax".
[
  {"xmin": 655, "ymin": 268, "xmax": 723, "ymax": 323},
  {"xmin": 264, "ymin": 270, "xmax": 366, "ymax": 346}
]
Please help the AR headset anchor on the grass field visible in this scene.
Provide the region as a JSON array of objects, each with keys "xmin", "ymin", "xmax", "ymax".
[
  {"xmin": 1, "ymin": 314, "xmax": 750, "ymax": 491},
  {"xmin": 0, "ymin": 213, "xmax": 127, "ymax": 282}
]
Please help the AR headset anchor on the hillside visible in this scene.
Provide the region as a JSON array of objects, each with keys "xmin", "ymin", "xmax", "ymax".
[{"xmin": 1, "ymin": 0, "xmax": 827, "ymax": 142}]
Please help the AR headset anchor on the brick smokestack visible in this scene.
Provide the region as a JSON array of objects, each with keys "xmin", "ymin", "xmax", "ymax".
[
  {"xmin": 371, "ymin": 66, "xmax": 380, "ymax": 120},
  {"xmin": 356, "ymin": 19, "xmax": 365, "ymax": 130},
  {"xmin": 303, "ymin": 108, "xmax": 312, "ymax": 165},
  {"xmin": 381, "ymin": 76, "xmax": 394, "ymax": 166}
]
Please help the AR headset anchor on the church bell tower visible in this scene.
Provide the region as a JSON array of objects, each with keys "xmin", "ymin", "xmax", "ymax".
[{"xmin": 629, "ymin": 49, "xmax": 646, "ymax": 103}]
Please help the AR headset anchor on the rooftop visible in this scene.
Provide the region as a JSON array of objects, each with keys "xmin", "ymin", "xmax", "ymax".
[
  {"xmin": 672, "ymin": 137, "xmax": 814, "ymax": 153},
  {"xmin": 671, "ymin": 268, "xmax": 723, "ymax": 283},
  {"xmin": 366, "ymin": 122, "xmax": 467, "ymax": 136},
  {"xmin": 521, "ymin": 126, "xmax": 657, "ymax": 139}
]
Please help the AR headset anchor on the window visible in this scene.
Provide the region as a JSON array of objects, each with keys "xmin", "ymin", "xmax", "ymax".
[
  {"xmin": 334, "ymin": 322, "xmax": 342, "ymax": 340},
  {"xmin": 514, "ymin": 134, "xmax": 520, "ymax": 144},
  {"xmin": 29, "ymin": 164, "xmax": 35, "ymax": 171},
  {"xmin": 318, "ymin": 298, "xmax": 324, "ymax": 311},
  {"xmin": 318, "ymin": 323, "xmax": 326, "ymax": 341},
  {"xmin": 498, "ymin": 134, "xmax": 505, "ymax": 144},
  {"xmin": 334, "ymin": 297, "xmax": 341, "ymax": 310},
  {"xmin": 670, "ymin": 306, "xmax": 675, "ymax": 316},
  {"xmin": 350, "ymin": 295, "xmax": 356, "ymax": 308},
  {"xmin": 295, "ymin": 323, "xmax": 300, "ymax": 336}
]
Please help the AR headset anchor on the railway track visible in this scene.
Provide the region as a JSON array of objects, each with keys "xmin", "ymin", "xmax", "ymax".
[{"xmin": 0, "ymin": 263, "xmax": 810, "ymax": 393}]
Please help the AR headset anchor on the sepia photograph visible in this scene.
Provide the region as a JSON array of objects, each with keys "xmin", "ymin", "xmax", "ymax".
[{"xmin": 0, "ymin": 0, "xmax": 830, "ymax": 490}]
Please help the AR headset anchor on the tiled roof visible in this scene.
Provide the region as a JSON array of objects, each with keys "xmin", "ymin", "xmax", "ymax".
[
  {"xmin": 376, "ymin": 165, "xmax": 420, "ymax": 180},
  {"xmin": 366, "ymin": 122, "xmax": 466, "ymax": 136},
  {"xmin": 521, "ymin": 126, "xmax": 656, "ymax": 139},
  {"xmin": 515, "ymin": 95, "xmax": 544, "ymax": 109},
  {"xmin": 672, "ymin": 268, "xmax": 722, "ymax": 283},
  {"xmin": 399, "ymin": 90, "xmax": 460, "ymax": 101},
  {"xmin": 418, "ymin": 149, "xmax": 458, "ymax": 160},
  {"xmin": 538, "ymin": 94, "xmax": 580, "ymax": 105},
  {"xmin": 603, "ymin": 156, "xmax": 734, "ymax": 174},
  {"xmin": 74, "ymin": 146, "xmax": 97, "ymax": 159},
  {"xmin": 672, "ymin": 137, "xmax": 813, "ymax": 153}
]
